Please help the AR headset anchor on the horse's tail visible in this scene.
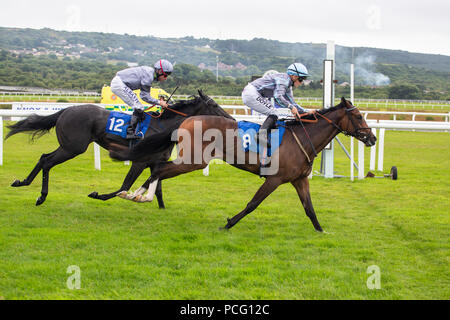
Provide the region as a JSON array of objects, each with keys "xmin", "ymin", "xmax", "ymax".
[
  {"xmin": 5, "ymin": 109, "xmax": 66, "ymax": 140},
  {"xmin": 109, "ymin": 128, "xmax": 176, "ymax": 161}
]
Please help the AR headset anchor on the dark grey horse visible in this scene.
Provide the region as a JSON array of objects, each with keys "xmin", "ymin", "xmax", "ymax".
[{"xmin": 6, "ymin": 90, "xmax": 233, "ymax": 206}]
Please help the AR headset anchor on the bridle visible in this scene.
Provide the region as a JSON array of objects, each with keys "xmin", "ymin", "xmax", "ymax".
[
  {"xmin": 299, "ymin": 104, "xmax": 371, "ymax": 140},
  {"xmin": 288, "ymin": 103, "xmax": 371, "ymax": 164}
]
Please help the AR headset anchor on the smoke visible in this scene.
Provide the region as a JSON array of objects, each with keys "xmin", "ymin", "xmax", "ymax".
[{"xmin": 355, "ymin": 54, "xmax": 390, "ymax": 86}]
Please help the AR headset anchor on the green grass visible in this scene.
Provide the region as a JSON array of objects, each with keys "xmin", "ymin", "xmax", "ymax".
[{"xmin": 0, "ymin": 125, "xmax": 449, "ymax": 299}]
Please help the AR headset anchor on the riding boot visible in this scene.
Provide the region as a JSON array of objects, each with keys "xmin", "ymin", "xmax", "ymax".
[
  {"xmin": 258, "ymin": 114, "xmax": 278, "ymax": 148},
  {"xmin": 258, "ymin": 115, "xmax": 278, "ymax": 176},
  {"xmin": 126, "ymin": 109, "xmax": 145, "ymax": 140}
]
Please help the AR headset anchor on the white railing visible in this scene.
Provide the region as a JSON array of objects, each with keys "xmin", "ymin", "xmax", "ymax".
[{"xmin": 363, "ymin": 110, "xmax": 450, "ymax": 122}]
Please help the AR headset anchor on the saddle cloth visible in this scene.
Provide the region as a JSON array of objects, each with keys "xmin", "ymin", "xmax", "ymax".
[
  {"xmin": 237, "ymin": 120, "xmax": 286, "ymax": 156},
  {"xmin": 105, "ymin": 111, "xmax": 152, "ymax": 139}
]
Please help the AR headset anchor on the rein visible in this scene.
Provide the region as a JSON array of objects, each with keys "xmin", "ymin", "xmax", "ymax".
[
  {"xmin": 146, "ymin": 105, "xmax": 188, "ymax": 119},
  {"xmin": 146, "ymin": 85, "xmax": 187, "ymax": 118},
  {"xmin": 288, "ymin": 105, "xmax": 367, "ymax": 163}
]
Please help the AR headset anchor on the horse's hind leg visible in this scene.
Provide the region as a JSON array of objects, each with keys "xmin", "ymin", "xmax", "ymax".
[
  {"xmin": 224, "ymin": 177, "xmax": 282, "ymax": 230},
  {"xmin": 291, "ymin": 176, "xmax": 323, "ymax": 232},
  {"xmin": 155, "ymin": 180, "xmax": 164, "ymax": 209},
  {"xmin": 11, "ymin": 150, "xmax": 58, "ymax": 187},
  {"xmin": 89, "ymin": 162, "xmax": 147, "ymax": 201},
  {"xmin": 35, "ymin": 147, "xmax": 77, "ymax": 206}
]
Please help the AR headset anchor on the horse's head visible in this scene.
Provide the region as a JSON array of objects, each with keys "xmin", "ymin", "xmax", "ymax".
[
  {"xmin": 337, "ymin": 97, "xmax": 377, "ymax": 147},
  {"xmin": 197, "ymin": 90, "xmax": 235, "ymax": 120}
]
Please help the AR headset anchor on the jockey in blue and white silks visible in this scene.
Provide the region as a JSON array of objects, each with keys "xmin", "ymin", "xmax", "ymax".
[
  {"xmin": 110, "ymin": 59, "xmax": 173, "ymax": 139},
  {"xmin": 241, "ymin": 62, "xmax": 311, "ymax": 145}
]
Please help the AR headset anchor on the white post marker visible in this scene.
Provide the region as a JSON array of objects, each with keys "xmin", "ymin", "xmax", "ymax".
[
  {"xmin": 0, "ymin": 116, "xmax": 3, "ymax": 166},
  {"xmin": 350, "ymin": 63, "xmax": 355, "ymax": 104},
  {"xmin": 377, "ymin": 128, "xmax": 385, "ymax": 172},
  {"xmin": 94, "ymin": 143, "xmax": 101, "ymax": 170},
  {"xmin": 350, "ymin": 136, "xmax": 354, "ymax": 181},
  {"xmin": 370, "ymin": 128, "xmax": 377, "ymax": 171},
  {"xmin": 322, "ymin": 40, "xmax": 335, "ymax": 178},
  {"xmin": 358, "ymin": 140, "xmax": 365, "ymax": 179}
]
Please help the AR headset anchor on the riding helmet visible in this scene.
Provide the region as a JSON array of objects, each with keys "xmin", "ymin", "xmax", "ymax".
[
  {"xmin": 154, "ymin": 59, "xmax": 174, "ymax": 75},
  {"xmin": 287, "ymin": 63, "xmax": 309, "ymax": 77}
]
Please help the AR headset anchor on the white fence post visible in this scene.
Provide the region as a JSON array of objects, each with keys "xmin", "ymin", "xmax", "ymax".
[
  {"xmin": 370, "ymin": 128, "xmax": 377, "ymax": 171},
  {"xmin": 377, "ymin": 128, "xmax": 385, "ymax": 172},
  {"xmin": 0, "ymin": 116, "xmax": 3, "ymax": 166},
  {"xmin": 350, "ymin": 136, "xmax": 354, "ymax": 181},
  {"xmin": 358, "ymin": 140, "xmax": 365, "ymax": 179},
  {"xmin": 94, "ymin": 143, "xmax": 101, "ymax": 170}
]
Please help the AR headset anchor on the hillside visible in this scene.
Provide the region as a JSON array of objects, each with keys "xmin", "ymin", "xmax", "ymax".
[{"xmin": 0, "ymin": 27, "xmax": 449, "ymax": 96}]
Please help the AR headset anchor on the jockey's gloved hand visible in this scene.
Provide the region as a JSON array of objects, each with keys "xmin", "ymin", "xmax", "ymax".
[{"xmin": 159, "ymin": 99, "xmax": 169, "ymax": 108}]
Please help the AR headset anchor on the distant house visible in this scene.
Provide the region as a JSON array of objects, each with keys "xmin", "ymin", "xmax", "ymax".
[{"xmin": 339, "ymin": 82, "xmax": 350, "ymax": 87}]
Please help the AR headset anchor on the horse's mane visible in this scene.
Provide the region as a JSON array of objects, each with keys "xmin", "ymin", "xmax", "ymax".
[{"xmin": 155, "ymin": 94, "xmax": 234, "ymax": 120}]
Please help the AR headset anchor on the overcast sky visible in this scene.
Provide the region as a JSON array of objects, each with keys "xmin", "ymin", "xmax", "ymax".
[{"xmin": 1, "ymin": 0, "xmax": 449, "ymax": 56}]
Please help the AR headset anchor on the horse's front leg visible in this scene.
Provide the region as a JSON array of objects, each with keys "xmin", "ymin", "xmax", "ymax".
[
  {"xmin": 291, "ymin": 176, "xmax": 323, "ymax": 232},
  {"xmin": 133, "ymin": 162, "xmax": 207, "ymax": 204},
  {"xmin": 88, "ymin": 162, "xmax": 146, "ymax": 201},
  {"xmin": 224, "ymin": 177, "xmax": 282, "ymax": 230}
]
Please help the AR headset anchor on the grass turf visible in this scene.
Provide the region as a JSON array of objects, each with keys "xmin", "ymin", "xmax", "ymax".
[{"xmin": 0, "ymin": 124, "xmax": 448, "ymax": 299}]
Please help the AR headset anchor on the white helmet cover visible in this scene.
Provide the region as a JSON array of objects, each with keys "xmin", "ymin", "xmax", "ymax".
[{"xmin": 154, "ymin": 59, "xmax": 174, "ymax": 75}]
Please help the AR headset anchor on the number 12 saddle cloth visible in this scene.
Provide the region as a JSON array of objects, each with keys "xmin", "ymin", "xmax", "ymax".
[{"xmin": 105, "ymin": 111, "xmax": 152, "ymax": 139}]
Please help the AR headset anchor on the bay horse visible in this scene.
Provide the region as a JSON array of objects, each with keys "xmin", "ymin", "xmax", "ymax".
[
  {"xmin": 5, "ymin": 90, "xmax": 233, "ymax": 206},
  {"xmin": 110, "ymin": 97, "xmax": 376, "ymax": 231}
]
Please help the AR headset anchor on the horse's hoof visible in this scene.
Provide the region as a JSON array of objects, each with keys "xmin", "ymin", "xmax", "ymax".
[
  {"xmin": 35, "ymin": 197, "xmax": 46, "ymax": 206},
  {"xmin": 11, "ymin": 180, "xmax": 21, "ymax": 187},
  {"xmin": 88, "ymin": 192, "xmax": 98, "ymax": 199},
  {"xmin": 221, "ymin": 218, "xmax": 233, "ymax": 230},
  {"xmin": 117, "ymin": 191, "xmax": 128, "ymax": 199}
]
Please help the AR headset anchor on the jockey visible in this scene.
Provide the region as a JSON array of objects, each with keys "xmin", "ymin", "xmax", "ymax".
[
  {"xmin": 241, "ymin": 62, "xmax": 310, "ymax": 145},
  {"xmin": 110, "ymin": 59, "xmax": 174, "ymax": 139}
]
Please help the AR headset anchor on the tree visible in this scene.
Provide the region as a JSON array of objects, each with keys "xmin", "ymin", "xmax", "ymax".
[{"xmin": 388, "ymin": 84, "xmax": 421, "ymax": 99}]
